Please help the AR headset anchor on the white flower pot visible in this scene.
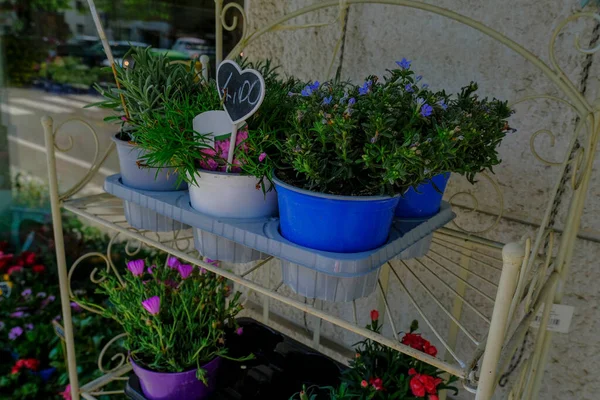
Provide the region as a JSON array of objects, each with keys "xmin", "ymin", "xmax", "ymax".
[
  {"xmin": 189, "ymin": 170, "xmax": 277, "ymax": 263},
  {"xmin": 189, "ymin": 170, "xmax": 278, "ymax": 219}
]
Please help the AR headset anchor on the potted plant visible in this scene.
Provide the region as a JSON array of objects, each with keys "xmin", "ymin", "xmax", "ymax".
[
  {"xmin": 275, "ymin": 63, "xmax": 453, "ymax": 254},
  {"xmin": 90, "ymin": 47, "xmax": 204, "ymax": 231},
  {"xmin": 85, "ymin": 256, "xmax": 250, "ymax": 400},
  {"xmin": 289, "ymin": 311, "xmax": 457, "ymax": 400},
  {"xmin": 136, "ymin": 60, "xmax": 300, "ymax": 262},
  {"xmin": 390, "ymin": 59, "xmax": 514, "ymax": 218}
]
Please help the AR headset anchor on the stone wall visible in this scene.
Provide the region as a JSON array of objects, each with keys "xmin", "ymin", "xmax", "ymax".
[{"xmin": 234, "ymin": 1, "xmax": 600, "ymax": 399}]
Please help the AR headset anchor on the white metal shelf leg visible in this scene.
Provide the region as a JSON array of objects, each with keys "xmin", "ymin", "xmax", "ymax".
[
  {"xmin": 42, "ymin": 116, "xmax": 80, "ymax": 400},
  {"xmin": 475, "ymin": 242, "xmax": 524, "ymax": 400}
]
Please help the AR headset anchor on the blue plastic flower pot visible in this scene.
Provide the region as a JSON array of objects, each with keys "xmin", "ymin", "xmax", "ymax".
[
  {"xmin": 273, "ymin": 176, "xmax": 400, "ymax": 253},
  {"xmin": 395, "ymin": 173, "xmax": 450, "ymax": 218}
]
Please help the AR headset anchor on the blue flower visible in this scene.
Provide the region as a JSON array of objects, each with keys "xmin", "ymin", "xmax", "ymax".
[
  {"xmin": 370, "ymin": 137, "xmax": 377, "ymax": 144},
  {"xmin": 415, "ymin": 75, "xmax": 423, "ymax": 82},
  {"xmin": 348, "ymin": 97, "xmax": 356, "ymax": 106},
  {"xmin": 420, "ymin": 104, "xmax": 433, "ymax": 117},
  {"xmin": 405, "ymin": 84, "xmax": 414, "ymax": 93},
  {"xmin": 323, "ymin": 95, "xmax": 333, "ymax": 105},
  {"xmin": 287, "ymin": 91, "xmax": 295, "ymax": 97},
  {"xmin": 422, "ymin": 83, "xmax": 429, "ymax": 89},
  {"xmin": 396, "ymin": 58, "xmax": 411, "ymax": 70},
  {"xmin": 310, "ymin": 81, "xmax": 320, "ymax": 91},
  {"xmin": 301, "ymin": 86, "xmax": 313, "ymax": 97},
  {"xmin": 416, "ymin": 97, "xmax": 425, "ymax": 105},
  {"xmin": 358, "ymin": 80, "xmax": 372, "ymax": 95},
  {"xmin": 438, "ymin": 99, "xmax": 448, "ymax": 110}
]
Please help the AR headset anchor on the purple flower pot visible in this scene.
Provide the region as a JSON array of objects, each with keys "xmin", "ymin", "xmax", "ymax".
[{"xmin": 130, "ymin": 357, "xmax": 221, "ymax": 400}]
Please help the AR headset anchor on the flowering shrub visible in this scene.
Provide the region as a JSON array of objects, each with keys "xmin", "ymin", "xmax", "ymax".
[
  {"xmin": 290, "ymin": 311, "xmax": 456, "ymax": 399},
  {"xmin": 279, "ymin": 58, "xmax": 513, "ymax": 196},
  {"xmin": 89, "ymin": 256, "xmax": 251, "ymax": 383}
]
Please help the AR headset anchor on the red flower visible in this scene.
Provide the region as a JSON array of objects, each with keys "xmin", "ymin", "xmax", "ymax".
[
  {"xmin": 369, "ymin": 377, "xmax": 384, "ymax": 391},
  {"xmin": 0, "ymin": 252, "xmax": 13, "ymax": 270},
  {"xmin": 11, "ymin": 365, "xmax": 20, "ymax": 374},
  {"xmin": 408, "ymin": 368, "xmax": 417, "ymax": 376},
  {"xmin": 420, "ymin": 375, "xmax": 439, "ymax": 395},
  {"xmin": 370, "ymin": 309, "xmax": 379, "ymax": 321},
  {"xmin": 429, "ymin": 396, "xmax": 439, "ymax": 400},
  {"xmin": 23, "ymin": 358, "xmax": 40, "ymax": 371},
  {"xmin": 361, "ymin": 380, "xmax": 368, "ymax": 388},
  {"xmin": 410, "ymin": 375, "xmax": 426, "ymax": 397},
  {"xmin": 22, "ymin": 251, "xmax": 36, "ymax": 266},
  {"xmin": 423, "ymin": 341, "xmax": 438, "ymax": 357},
  {"xmin": 402, "ymin": 332, "xmax": 425, "ymax": 350},
  {"xmin": 32, "ymin": 265, "xmax": 46, "ymax": 273}
]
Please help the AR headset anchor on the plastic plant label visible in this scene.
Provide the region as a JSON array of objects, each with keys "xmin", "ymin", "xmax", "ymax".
[{"xmin": 530, "ymin": 303, "xmax": 574, "ymax": 333}]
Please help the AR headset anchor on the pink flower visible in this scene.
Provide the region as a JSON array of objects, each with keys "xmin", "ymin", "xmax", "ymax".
[
  {"xmin": 142, "ymin": 296, "xmax": 160, "ymax": 316},
  {"xmin": 177, "ymin": 264, "xmax": 193, "ymax": 279},
  {"xmin": 60, "ymin": 384, "xmax": 71, "ymax": 400},
  {"xmin": 127, "ymin": 259, "xmax": 145, "ymax": 276},
  {"xmin": 70, "ymin": 302, "xmax": 83, "ymax": 313},
  {"xmin": 205, "ymin": 258, "xmax": 219, "ymax": 266},
  {"xmin": 147, "ymin": 265, "xmax": 156, "ymax": 274},
  {"xmin": 236, "ymin": 327, "xmax": 244, "ymax": 336},
  {"xmin": 361, "ymin": 380, "xmax": 368, "ymax": 388},
  {"xmin": 167, "ymin": 256, "xmax": 181, "ymax": 269},
  {"xmin": 258, "ymin": 152, "xmax": 267, "ymax": 162},
  {"xmin": 7, "ymin": 266, "xmax": 23, "ymax": 274}
]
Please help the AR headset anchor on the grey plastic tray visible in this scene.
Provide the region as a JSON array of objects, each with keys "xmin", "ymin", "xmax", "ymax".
[
  {"xmin": 105, "ymin": 174, "xmax": 455, "ymax": 301},
  {"xmin": 124, "ymin": 200, "xmax": 189, "ymax": 232}
]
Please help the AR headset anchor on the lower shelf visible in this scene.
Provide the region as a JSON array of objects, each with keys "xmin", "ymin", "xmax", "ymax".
[
  {"xmin": 125, "ymin": 317, "xmax": 344, "ymax": 400},
  {"xmin": 64, "ymin": 192, "xmax": 511, "ymax": 393}
]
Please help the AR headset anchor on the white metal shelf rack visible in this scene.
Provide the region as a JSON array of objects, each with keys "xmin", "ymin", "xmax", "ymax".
[{"xmin": 42, "ymin": 3, "xmax": 600, "ymax": 400}]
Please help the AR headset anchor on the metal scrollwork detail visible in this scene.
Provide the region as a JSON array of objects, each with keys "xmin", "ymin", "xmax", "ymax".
[
  {"xmin": 448, "ymin": 173, "xmax": 504, "ymax": 235},
  {"xmin": 98, "ymin": 333, "xmax": 129, "ymax": 379}
]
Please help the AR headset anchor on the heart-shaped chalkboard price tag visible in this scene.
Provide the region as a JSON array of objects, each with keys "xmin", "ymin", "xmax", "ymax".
[
  {"xmin": 217, "ymin": 60, "xmax": 266, "ymax": 125},
  {"xmin": 0, "ymin": 282, "xmax": 11, "ymax": 299}
]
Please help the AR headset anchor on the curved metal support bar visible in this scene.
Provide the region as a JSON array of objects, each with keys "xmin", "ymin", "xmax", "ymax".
[
  {"xmin": 449, "ymin": 173, "xmax": 504, "ymax": 235},
  {"xmin": 98, "ymin": 333, "xmax": 129, "ymax": 379}
]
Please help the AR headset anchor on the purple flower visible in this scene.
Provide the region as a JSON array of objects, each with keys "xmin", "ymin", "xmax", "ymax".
[
  {"xmin": 438, "ymin": 99, "xmax": 448, "ymax": 110},
  {"xmin": 309, "ymin": 81, "xmax": 320, "ymax": 91},
  {"xmin": 178, "ymin": 264, "xmax": 194, "ymax": 279},
  {"xmin": 358, "ymin": 80, "xmax": 372, "ymax": 95},
  {"xmin": 21, "ymin": 288, "xmax": 32, "ymax": 297},
  {"xmin": 322, "ymin": 95, "xmax": 333, "ymax": 105},
  {"xmin": 25, "ymin": 323, "xmax": 34, "ymax": 331},
  {"xmin": 11, "ymin": 311, "xmax": 25, "ymax": 318},
  {"xmin": 396, "ymin": 58, "xmax": 411, "ymax": 69},
  {"xmin": 167, "ymin": 256, "xmax": 181, "ymax": 269},
  {"xmin": 200, "ymin": 268, "xmax": 208, "ymax": 275},
  {"xmin": 420, "ymin": 104, "xmax": 433, "ymax": 117},
  {"xmin": 205, "ymin": 258, "xmax": 219, "ymax": 266},
  {"xmin": 348, "ymin": 97, "xmax": 356, "ymax": 106},
  {"xmin": 142, "ymin": 296, "xmax": 160, "ymax": 316},
  {"xmin": 416, "ymin": 75, "xmax": 423, "ymax": 82},
  {"xmin": 405, "ymin": 84, "xmax": 414, "ymax": 93},
  {"xmin": 127, "ymin": 259, "xmax": 145, "ymax": 276},
  {"xmin": 236, "ymin": 327, "xmax": 244, "ymax": 336},
  {"xmin": 9, "ymin": 326, "xmax": 23, "ymax": 340},
  {"xmin": 53, "ymin": 315, "xmax": 61, "ymax": 322},
  {"xmin": 300, "ymin": 86, "xmax": 312, "ymax": 97},
  {"xmin": 370, "ymin": 137, "xmax": 377, "ymax": 144},
  {"xmin": 48, "ymin": 295, "xmax": 55, "ymax": 302},
  {"xmin": 70, "ymin": 302, "xmax": 83, "ymax": 313},
  {"xmin": 147, "ymin": 265, "xmax": 156, "ymax": 275},
  {"xmin": 422, "ymin": 83, "xmax": 429, "ymax": 89},
  {"xmin": 258, "ymin": 152, "xmax": 267, "ymax": 162},
  {"xmin": 36, "ymin": 292, "xmax": 47, "ymax": 298}
]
